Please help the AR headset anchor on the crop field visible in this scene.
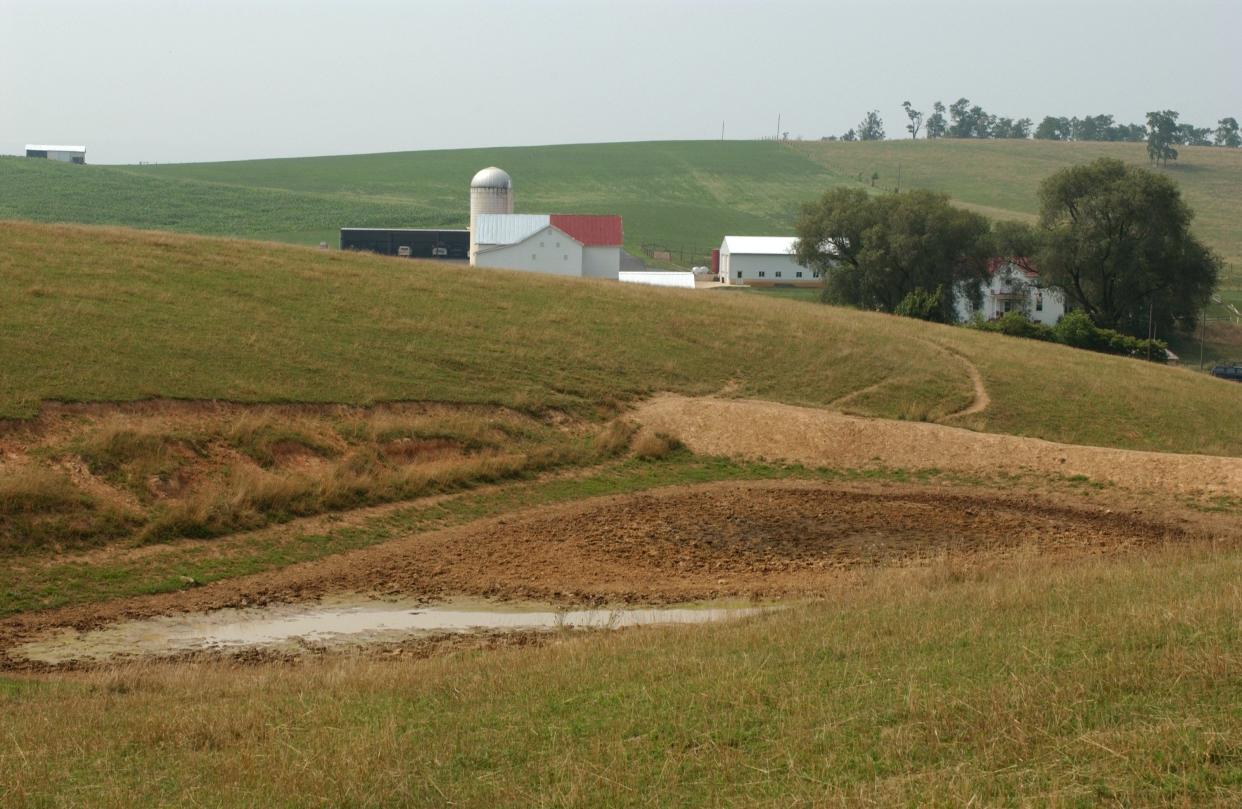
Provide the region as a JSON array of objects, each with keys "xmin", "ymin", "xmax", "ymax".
[{"xmin": 2, "ymin": 212, "xmax": 1241, "ymax": 803}]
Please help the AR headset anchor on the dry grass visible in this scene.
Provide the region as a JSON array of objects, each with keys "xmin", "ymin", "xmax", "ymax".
[
  {"xmin": 3, "ymin": 543, "xmax": 1239, "ymax": 806},
  {"xmin": 4, "ymin": 221, "xmax": 1242, "ymax": 459},
  {"xmin": 1, "ymin": 404, "xmax": 617, "ymax": 553}
]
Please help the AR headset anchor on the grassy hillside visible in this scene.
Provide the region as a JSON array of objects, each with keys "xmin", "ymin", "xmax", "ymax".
[
  {"xmin": 5, "ymin": 543, "xmax": 1239, "ymax": 806},
  {"xmin": 790, "ymin": 138, "xmax": 1242, "ymax": 297},
  {"xmin": 5, "ymin": 138, "xmax": 1238, "ymax": 291},
  {"xmin": 3, "ymin": 221, "xmax": 1242, "ymax": 456}
]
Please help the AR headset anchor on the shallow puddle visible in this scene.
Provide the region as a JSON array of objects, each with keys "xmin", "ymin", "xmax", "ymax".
[{"xmin": 16, "ymin": 598, "xmax": 769, "ymax": 664}]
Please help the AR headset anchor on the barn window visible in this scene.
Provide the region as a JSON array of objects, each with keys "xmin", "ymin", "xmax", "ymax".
[
  {"xmin": 531, "ymin": 253, "xmax": 537, "ymax": 260},
  {"xmin": 736, "ymin": 271, "xmax": 742, "ymax": 278},
  {"xmin": 796, "ymin": 271, "xmax": 803, "ymax": 278},
  {"xmin": 758, "ymin": 271, "xmax": 765, "ymax": 278},
  {"xmin": 775, "ymin": 271, "xmax": 782, "ymax": 278}
]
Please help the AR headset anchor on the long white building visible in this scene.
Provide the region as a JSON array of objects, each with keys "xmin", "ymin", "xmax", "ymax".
[
  {"xmin": 25, "ymin": 144, "xmax": 85, "ymax": 164},
  {"xmin": 718, "ymin": 236, "xmax": 819, "ymax": 287}
]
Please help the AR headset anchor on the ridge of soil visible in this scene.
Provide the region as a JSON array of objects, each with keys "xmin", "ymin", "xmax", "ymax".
[{"xmin": 635, "ymin": 394, "xmax": 1242, "ymax": 495}]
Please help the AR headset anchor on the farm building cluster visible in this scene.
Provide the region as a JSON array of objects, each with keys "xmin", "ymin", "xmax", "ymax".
[{"xmin": 339, "ymin": 165, "xmax": 1068, "ymax": 322}]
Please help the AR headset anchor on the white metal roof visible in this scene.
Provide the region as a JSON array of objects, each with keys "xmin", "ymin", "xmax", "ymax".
[
  {"xmin": 25, "ymin": 144, "xmax": 85, "ymax": 152},
  {"xmin": 721, "ymin": 236, "xmax": 799, "ymax": 256},
  {"xmin": 619, "ymin": 271, "xmax": 696, "ymax": 289},
  {"xmin": 474, "ymin": 213, "xmax": 551, "ymax": 246}
]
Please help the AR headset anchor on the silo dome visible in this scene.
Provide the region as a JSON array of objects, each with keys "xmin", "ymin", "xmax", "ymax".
[{"xmin": 470, "ymin": 166, "xmax": 512, "ymax": 190}]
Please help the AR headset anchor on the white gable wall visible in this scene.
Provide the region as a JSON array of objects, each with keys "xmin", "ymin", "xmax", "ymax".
[
  {"xmin": 474, "ymin": 226, "xmax": 585, "ymax": 277},
  {"xmin": 582, "ymin": 245, "xmax": 621, "ymax": 280}
]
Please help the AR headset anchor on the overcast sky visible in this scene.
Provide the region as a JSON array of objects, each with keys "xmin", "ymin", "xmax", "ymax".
[{"xmin": 2, "ymin": 0, "xmax": 1239, "ymax": 165}]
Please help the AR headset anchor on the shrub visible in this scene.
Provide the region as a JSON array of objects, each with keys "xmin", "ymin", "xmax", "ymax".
[
  {"xmin": 968, "ymin": 309, "xmax": 1167, "ymax": 361},
  {"xmin": 894, "ymin": 286, "xmax": 950, "ymax": 323}
]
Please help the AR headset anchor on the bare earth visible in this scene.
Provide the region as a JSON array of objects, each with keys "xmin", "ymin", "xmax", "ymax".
[{"xmin": 635, "ymin": 394, "xmax": 1242, "ymax": 495}]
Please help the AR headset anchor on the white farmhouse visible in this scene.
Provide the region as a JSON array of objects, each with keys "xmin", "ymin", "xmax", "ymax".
[
  {"xmin": 471, "ymin": 213, "xmax": 622, "ymax": 280},
  {"xmin": 25, "ymin": 144, "xmax": 85, "ymax": 164},
  {"xmin": 955, "ymin": 260, "xmax": 1067, "ymax": 325},
  {"xmin": 718, "ymin": 236, "xmax": 819, "ymax": 287}
]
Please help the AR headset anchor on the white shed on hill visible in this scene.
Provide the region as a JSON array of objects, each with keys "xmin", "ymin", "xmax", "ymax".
[
  {"xmin": 719, "ymin": 236, "xmax": 818, "ymax": 287},
  {"xmin": 25, "ymin": 144, "xmax": 85, "ymax": 164}
]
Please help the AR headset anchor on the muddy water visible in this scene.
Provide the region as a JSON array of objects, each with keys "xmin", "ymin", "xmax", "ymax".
[{"xmin": 16, "ymin": 598, "xmax": 769, "ymax": 664}]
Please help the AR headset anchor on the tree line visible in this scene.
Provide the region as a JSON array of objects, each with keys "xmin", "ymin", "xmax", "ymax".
[
  {"xmin": 793, "ymin": 158, "xmax": 1220, "ymax": 347},
  {"xmin": 828, "ymin": 100, "xmax": 1241, "ymax": 155}
]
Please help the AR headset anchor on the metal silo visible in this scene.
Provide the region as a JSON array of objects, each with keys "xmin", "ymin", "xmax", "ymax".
[{"xmin": 469, "ymin": 167, "xmax": 513, "ymax": 264}]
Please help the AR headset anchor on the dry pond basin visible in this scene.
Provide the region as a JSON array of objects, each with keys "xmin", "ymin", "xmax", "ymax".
[{"xmin": 14, "ymin": 597, "xmax": 772, "ymax": 665}]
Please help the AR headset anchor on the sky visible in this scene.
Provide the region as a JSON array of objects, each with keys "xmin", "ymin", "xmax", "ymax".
[{"xmin": 1, "ymin": 0, "xmax": 1239, "ymax": 165}]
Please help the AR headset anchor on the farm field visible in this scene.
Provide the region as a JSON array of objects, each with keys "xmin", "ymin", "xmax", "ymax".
[
  {"xmin": 3, "ymin": 220, "xmax": 1242, "ymax": 805},
  {"xmin": 4, "ymin": 138, "xmax": 1239, "ymax": 292}
]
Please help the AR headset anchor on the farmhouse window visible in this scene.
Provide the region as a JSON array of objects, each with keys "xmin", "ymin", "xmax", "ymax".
[
  {"xmin": 796, "ymin": 271, "xmax": 803, "ymax": 278},
  {"xmin": 775, "ymin": 271, "xmax": 782, "ymax": 278},
  {"xmin": 758, "ymin": 271, "xmax": 765, "ymax": 277}
]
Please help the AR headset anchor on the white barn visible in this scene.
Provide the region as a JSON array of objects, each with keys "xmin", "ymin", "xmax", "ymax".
[
  {"xmin": 955, "ymin": 260, "xmax": 1067, "ymax": 325},
  {"xmin": 25, "ymin": 144, "xmax": 85, "ymax": 164},
  {"xmin": 718, "ymin": 236, "xmax": 819, "ymax": 287},
  {"xmin": 472, "ymin": 213, "xmax": 622, "ymax": 280}
]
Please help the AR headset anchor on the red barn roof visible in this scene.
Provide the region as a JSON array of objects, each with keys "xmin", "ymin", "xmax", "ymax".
[{"xmin": 549, "ymin": 214, "xmax": 623, "ymax": 247}]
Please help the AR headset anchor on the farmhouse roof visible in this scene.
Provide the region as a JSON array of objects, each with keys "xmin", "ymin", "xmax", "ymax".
[
  {"xmin": 988, "ymin": 258, "xmax": 1039, "ymax": 278},
  {"xmin": 549, "ymin": 214, "xmax": 622, "ymax": 247},
  {"xmin": 722, "ymin": 236, "xmax": 799, "ymax": 255},
  {"xmin": 25, "ymin": 144, "xmax": 85, "ymax": 152}
]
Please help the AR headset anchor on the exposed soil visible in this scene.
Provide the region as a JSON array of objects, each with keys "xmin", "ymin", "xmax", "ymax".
[
  {"xmin": 0, "ymin": 478, "xmax": 1210, "ymax": 671},
  {"xmin": 636, "ymin": 394, "xmax": 1242, "ymax": 495}
]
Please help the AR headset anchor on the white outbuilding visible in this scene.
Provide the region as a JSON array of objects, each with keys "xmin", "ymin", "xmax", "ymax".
[
  {"xmin": 25, "ymin": 144, "xmax": 85, "ymax": 164},
  {"xmin": 718, "ymin": 236, "xmax": 819, "ymax": 287}
]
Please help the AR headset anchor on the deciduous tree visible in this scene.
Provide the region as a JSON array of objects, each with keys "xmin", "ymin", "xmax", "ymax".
[
  {"xmin": 793, "ymin": 188, "xmax": 992, "ymax": 321},
  {"xmin": 1035, "ymin": 158, "xmax": 1219, "ymax": 336},
  {"xmin": 1146, "ymin": 110, "xmax": 1180, "ymax": 166},
  {"xmin": 924, "ymin": 102, "xmax": 947, "ymax": 138},
  {"xmin": 857, "ymin": 110, "xmax": 885, "ymax": 141},
  {"xmin": 1215, "ymin": 117, "xmax": 1241, "ymax": 147},
  {"xmin": 901, "ymin": 101, "xmax": 923, "ymax": 139}
]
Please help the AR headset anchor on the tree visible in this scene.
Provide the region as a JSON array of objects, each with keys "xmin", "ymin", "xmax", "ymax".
[
  {"xmin": 992, "ymin": 117, "xmax": 1032, "ymax": 139},
  {"xmin": 1177, "ymin": 123, "xmax": 1212, "ymax": 146},
  {"xmin": 857, "ymin": 110, "xmax": 885, "ymax": 141},
  {"xmin": 925, "ymin": 102, "xmax": 947, "ymax": 138},
  {"xmin": 1034, "ymin": 116, "xmax": 1072, "ymax": 141},
  {"xmin": 1146, "ymin": 110, "xmax": 1180, "ymax": 166},
  {"xmin": 1215, "ymin": 117, "xmax": 1241, "ymax": 147},
  {"xmin": 793, "ymin": 188, "xmax": 993, "ymax": 321},
  {"xmin": 947, "ymin": 98, "xmax": 996, "ymax": 138},
  {"xmin": 840, "ymin": 128, "xmax": 857, "ymax": 142},
  {"xmin": 1035, "ymin": 158, "xmax": 1219, "ymax": 336},
  {"xmin": 901, "ymin": 101, "xmax": 923, "ymax": 139}
]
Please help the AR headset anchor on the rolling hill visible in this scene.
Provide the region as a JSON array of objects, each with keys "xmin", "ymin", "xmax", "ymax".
[
  {"xmin": 3, "ymin": 220, "xmax": 1241, "ymax": 454},
  {"xmin": 4, "ymin": 139, "xmax": 1239, "ymax": 297}
]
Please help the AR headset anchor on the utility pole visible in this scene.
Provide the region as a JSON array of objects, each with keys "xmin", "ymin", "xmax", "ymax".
[
  {"xmin": 776, "ymin": 113, "xmax": 781, "ymax": 141},
  {"xmin": 1146, "ymin": 299, "xmax": 1154, "ymax": 362},
  {"xmin": 721, "ymin": 120, "xmax": 725, "ymax": 141},
  {"xmin": 1200, "ymin": 305, "xmax": 1207, "ymax": 369}
]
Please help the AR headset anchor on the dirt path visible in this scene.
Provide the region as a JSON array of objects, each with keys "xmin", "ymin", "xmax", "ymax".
[
  {"xmin": 635, "ymin": 394, "xmax": 1242, "ymax": 496},
  {"xmin": 927, "ymin": 341, "xmax": 991, "ymax": 418}
]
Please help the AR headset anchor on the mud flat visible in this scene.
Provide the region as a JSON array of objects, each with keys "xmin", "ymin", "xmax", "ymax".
[{"xmin": 14, "ymin": 598, "xmax": 768, "ymax": 665}]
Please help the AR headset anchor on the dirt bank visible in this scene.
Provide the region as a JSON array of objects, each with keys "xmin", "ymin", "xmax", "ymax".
[{"xmin": 635, "ymin": 394, "xmax": 1242, "ymax": 495}]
